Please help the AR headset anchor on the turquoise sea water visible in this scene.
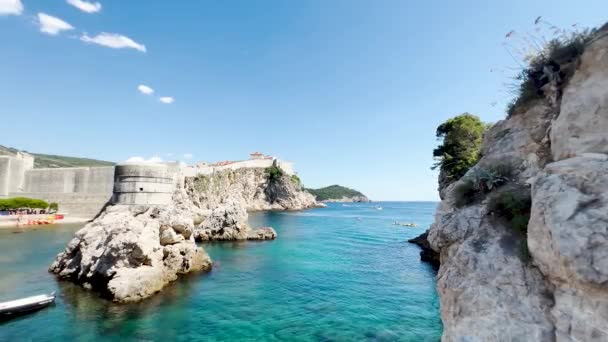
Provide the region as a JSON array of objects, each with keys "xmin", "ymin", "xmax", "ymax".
[{"xmin": 0, "ymin": 202, "xmax": 441, "ymax": 341}]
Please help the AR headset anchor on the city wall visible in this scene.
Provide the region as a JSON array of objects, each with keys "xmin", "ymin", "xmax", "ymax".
[{"xmin": 1, "ymin": 153, "xmax": 297, "ymax": 218}]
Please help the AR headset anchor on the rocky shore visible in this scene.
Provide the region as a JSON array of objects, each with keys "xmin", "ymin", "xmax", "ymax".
[
  {"xmin": 50, "ymin": 165, "xmax": 315, "ymax": 302},
  {"xmin": 427, "ymin": 25, "xmax": 608, "ymax": 341},
  {"xmin": 407, "ymin": 231, "xmax": 439, "ymax": 269}
]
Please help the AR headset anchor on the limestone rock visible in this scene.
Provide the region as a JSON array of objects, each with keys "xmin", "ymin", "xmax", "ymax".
[
  {"xmin": 247, "ymin": 227, "xmax": 277, "ymax": 240},
  {"xmin": 428, "ymin": 24, "xmax": 608, "ymax": 342},
  {"xmin": 194, "ymin": 202, "xmax": 250, "ymax": 241},
  {"xmin": 187, "ymin": 168, "xmax": 318, "ymax": 211},
  {"xmin": 529, "ymin": 155, "xmax": 608, "ymax": 341},
  {"xmin": 49, "ymin": 205, "xmax": 212, "ymax": 302},
  {"xmin": 427, "ymin": 101, "xmax": 556, "ymax": 341},
  {"xmin": 551, "ymin": 32, "xmax": 608, "ymax": 161},
  {"xmin": 407, "ymin": 230, "xmax": 439, "ymax": 268}
]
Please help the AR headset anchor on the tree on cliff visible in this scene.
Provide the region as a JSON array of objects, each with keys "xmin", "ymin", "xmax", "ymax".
[{"xmin": 432, "ymin": 113, "xmax": 486, "ymax": 188}]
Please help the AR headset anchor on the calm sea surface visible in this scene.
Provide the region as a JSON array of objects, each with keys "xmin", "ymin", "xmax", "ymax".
[{"xmin": 0, "ymin": 202, "xmax": 441, "ymax": 341}]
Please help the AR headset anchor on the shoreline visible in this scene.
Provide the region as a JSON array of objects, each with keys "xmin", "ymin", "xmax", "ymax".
[{"xmin": 0, "ymin": 215, "xmax": 91, "ymax": 228}]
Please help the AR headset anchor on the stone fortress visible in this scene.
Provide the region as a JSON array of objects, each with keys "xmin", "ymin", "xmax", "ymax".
[{"xmin": 0, "ymin": 151, "xmax": 296, "ymax": 218}]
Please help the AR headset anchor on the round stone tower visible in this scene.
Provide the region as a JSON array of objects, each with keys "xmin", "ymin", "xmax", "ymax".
[{"xmin": 112, "ymin": 163, "xmax": 174, "ymax": 205}]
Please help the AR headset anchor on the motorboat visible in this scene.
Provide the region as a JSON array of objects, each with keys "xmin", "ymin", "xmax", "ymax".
[{"xmin": 0, "ymin": 292, "xmax": 56, "ymax": 320}]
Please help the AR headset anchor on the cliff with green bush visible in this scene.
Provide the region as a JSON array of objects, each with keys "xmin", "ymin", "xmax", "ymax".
[
  {"xmin": 425, "ymin": 22, "xmax": 608, "ymax": 341},
  {"xmin": 306, "ymin": 185, "xmax": 370, "ymax": 202}
]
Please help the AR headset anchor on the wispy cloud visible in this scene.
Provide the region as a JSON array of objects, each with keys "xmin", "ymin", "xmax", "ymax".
[
  {"xmin": 183, "ymin": 153, "xmax": 193, "ymax": 160},
  {"xmin": 0, "ymin": 0, "xmax": 23, "ymax": 16},
  {"xmin": 38, "ymin": 13, "xmax": 74, "ymax": 35},
  {"xmin": 159, "ymin": 96, "xmax": 174, "ymax": 104},
  {"xmin": 137, "ymin": 84, "xmax": 154, "ymax": 95},
  {"xmin": 80, "ymin": 32, "xmax": 146, "ymax": 52},
  {"xmin": 66, "ymin": 0, "xmax": 101, "ymax": 13},
  {"xmin": 125, "ymin": 156, "xmax": 163, "ymax": 163}
]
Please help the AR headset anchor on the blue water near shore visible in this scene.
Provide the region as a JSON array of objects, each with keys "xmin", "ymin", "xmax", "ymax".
[{"xmin": 0, "ymin": 202, "xmax": 441, "ymax": 341}]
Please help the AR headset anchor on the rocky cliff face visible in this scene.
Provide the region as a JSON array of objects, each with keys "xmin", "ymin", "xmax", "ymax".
[
  {"xmin": 187, "ymin": 168, "xmax": 318, "ymax": 211},
  {"xmin": 429, "ymin": 27, "xmax": 608, "ymax": 341}
]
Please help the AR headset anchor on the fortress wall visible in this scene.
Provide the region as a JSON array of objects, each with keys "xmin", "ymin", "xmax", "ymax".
[
  {"xmin": 0, "ymin": 156, "xmax": 30, "ymax": 197},
  {"xmin": 16, "ymin": 166, "xmax": 114, "ymax": 218},
  {"xmin": 0, "ymin": 158, "xmax": 10, "ymax": 198},
  {"xmin": 23, "ymin": 167, "xmax": 114, "ymax": 194},
  {"xmin": 112, "ymin": 164, "xmax": 174, "ymax": 205},
  {"xmin": 194, "ymin": 159, "xmax": 279, "ymax": 175}
]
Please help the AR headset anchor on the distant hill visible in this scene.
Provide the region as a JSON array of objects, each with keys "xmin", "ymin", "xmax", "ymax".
[
  {"xmin": 306, "ymin": 185, "xmax": 370, "ymax": 202},
  {"xmin": 0, "ymin": 145, "xmax": 115, "ymax": 168}
]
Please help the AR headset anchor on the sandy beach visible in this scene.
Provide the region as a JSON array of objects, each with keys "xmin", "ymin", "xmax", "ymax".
[{"xmin": 0, "ymin": 215, "xmax": 91, "ymax": 228}]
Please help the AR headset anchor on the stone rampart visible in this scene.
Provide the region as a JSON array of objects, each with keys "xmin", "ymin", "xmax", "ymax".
[{"xmin": 112, "ymin": 164, "xmax": 174, "ymax": 205}]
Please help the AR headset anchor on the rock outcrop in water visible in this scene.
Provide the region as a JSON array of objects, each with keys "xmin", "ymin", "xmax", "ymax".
[
  {"xmin": 49, "ymin": 195, "xmax": 212, "ymax": 302},
  {"xmin": 428, "ymin": 25, "xmax": 608, "ymax": 341},
  {"xmin": 50, "ymin": 164, "xmax": 309, "ymax": 301}
]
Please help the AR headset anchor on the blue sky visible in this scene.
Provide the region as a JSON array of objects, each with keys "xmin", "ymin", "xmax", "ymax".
[{"xmin": 1, "ymin": 0, "xmax": 606, "ymax": 200}]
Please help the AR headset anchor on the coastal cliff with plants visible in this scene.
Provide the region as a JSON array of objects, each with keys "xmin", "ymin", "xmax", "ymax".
[
  {"xmin": 50, "ymin": 163, "xmax": 317, "ymax": 302},
  {"xmin": 424, "ymin": 22, "xmax": 608, "ymax": 341}
]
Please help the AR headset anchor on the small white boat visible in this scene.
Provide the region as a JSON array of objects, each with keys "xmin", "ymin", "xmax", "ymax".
[
  {"xmin": 0, "ymin": 292, "xmax": 56, "ymax": 319},
  {"xmin": 375, "ymin": 206, "xmax": 383, "ymax": 210}
]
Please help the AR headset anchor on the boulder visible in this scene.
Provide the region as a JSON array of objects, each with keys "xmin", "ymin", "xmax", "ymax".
[
  {"xmin": 49, "ymin": 205, "xmax": 212, "ymax": 302},
  {"xmin": 194, "ymin": 202, "xmax": 250, "ymax": 241},
  {"xmin": 247, "ymin": 227, "xmax": 277, "ymax": 240}
]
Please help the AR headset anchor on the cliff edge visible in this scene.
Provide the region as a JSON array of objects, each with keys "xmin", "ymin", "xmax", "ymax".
[{"xmin": 429, "ymin": 26, "xmax": 608, "ymax": 341}]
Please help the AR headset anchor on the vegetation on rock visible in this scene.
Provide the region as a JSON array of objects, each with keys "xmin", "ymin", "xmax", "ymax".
[
  {"xmin": 432, "ymin": 113, "xmax": 487, "ymax": 187},
  {"xmin": 506, "ymin": 28, "xmax": 596, "ymax": 116},
  {"xmin": 306, "ymin": 185, "xmax": 367, "ymax": 201},
  {"xmin": 265, "ymin": 165, "xmax": 284, "ymax": 181},
  {"xmin": 452, "ymin": 162, "xmax": 514, "ymax": 208},
  {"xmin": 487, "ymin": 184, "xmax": 532, "ymax": 260},
  {"xmin": 290, "ymin": 174, "xmax": 301, "ymax": 186},
  {"xmin": 487, "ymin": 185, "xmax": 532, "ymax": 234}
]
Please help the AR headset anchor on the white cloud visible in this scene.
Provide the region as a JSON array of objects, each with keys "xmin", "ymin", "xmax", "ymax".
[
  {"xmin": 159, "ymin": 96, "xmax": 174, "ymax": 104},
  {"xmin": 137, "ymin": 84, "xmax": 154, "ymax": 95},
  {"xmin": 37, "ymin": 13, "xmax": 74, "ymax": 35},
  {"xmin": 80, "ymin": 32, "xmax": 146, "ymax": 52},
  {"xmin": 183, "ymin": 153, "xmax": 193, "ymax": 160},
  {"xmin": 0, "ymin": 0, "xmax": 22, "ymax": 15},
  {"xmin": 66, "ymin": 0, "xmax": 101, "ymax": 13},
  {"xmin": 125, "ymin": 156, "xmax": 163, "ymax": 163}
]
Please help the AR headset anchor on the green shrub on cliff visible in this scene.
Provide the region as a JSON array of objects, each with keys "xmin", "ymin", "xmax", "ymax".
[
  {"xmin": 290, "ymin": 174, "xmax": 301, "ymax": 186},
  {"xmin": 487, "ymin": 185, "xmax": 531, "ymax": 234},
  {"xmin": 506, "ymin": 29, "xmax": 596, "ymax": 116},
  {"xmin": 266, "ymin": 166, "xmax": 284, "ymax": 181},
  {"xmin": 487, "ymin": 185, "xmax": 532, "ymax": 261},
  {"xmin": 0, "ymin": 197, "xmax": 49, "ymax": 210},
  {"xmin": 452, "ymin": 162, "xmax": 515, "ymax": 207},
  {"xmin": 432, "ymin": 113, "xmax": 486, "ymax": 185}
]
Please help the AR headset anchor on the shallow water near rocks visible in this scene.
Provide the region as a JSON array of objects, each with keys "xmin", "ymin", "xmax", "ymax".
[{"xmin": 0, "ymin": 202, "xmax": 441, "ymax": 341}]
